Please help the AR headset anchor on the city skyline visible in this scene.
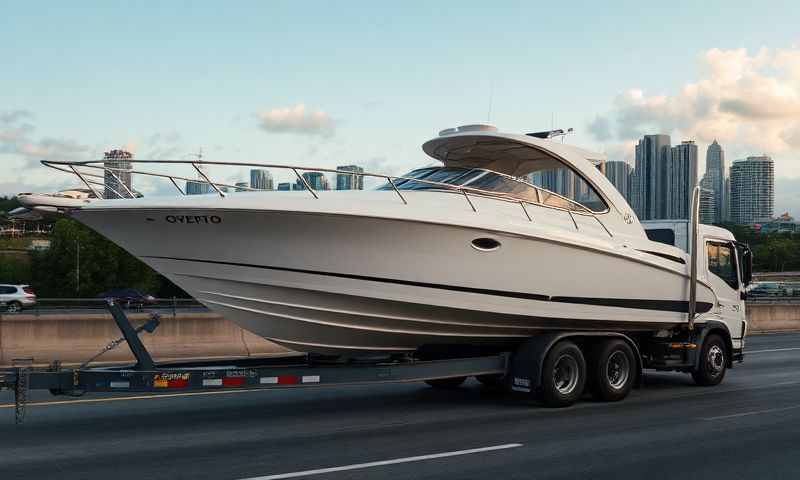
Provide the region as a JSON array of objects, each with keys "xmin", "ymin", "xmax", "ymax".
[{"xmin": 1, "ymin": 3, "xmax": 799, "ymax": 216}]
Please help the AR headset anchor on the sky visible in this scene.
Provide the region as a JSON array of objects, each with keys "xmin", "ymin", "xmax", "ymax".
[{"xmin": 2, "ymin": 1, "xmax": 799, "ymax": 215}]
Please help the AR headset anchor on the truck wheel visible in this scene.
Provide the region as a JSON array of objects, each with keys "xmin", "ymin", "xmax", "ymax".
[
  {"xmin": 588, "ymin": 339, "xmax": 635, "ymax": 402},
  {"xmin": 692, "ymin": 334, "xmax": 727, "ymax": 386},
  {"xmin": 6, "ymin": 301, "xmax": 22, "ymax": 313},
  {"xmin": 540, "ymin": 341, "xmax": 586, "ymax": 407},
  {"xmin": 425, "ymin": 376, "xmax": 467, "ymax": 389}
]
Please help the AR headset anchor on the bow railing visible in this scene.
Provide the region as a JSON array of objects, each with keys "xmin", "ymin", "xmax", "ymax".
[{"xmin": 40, "ymin": 159, "xmax": 614, "ymax": 237}]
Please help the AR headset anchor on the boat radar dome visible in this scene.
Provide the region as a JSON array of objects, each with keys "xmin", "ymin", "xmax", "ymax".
[{"xmin": 438, "ymin": 124, "xmax": 498, "ymax": 137}]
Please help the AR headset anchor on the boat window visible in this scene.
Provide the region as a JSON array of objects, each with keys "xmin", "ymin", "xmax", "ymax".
[
  {"xmin": 462, "ymin": 172, "xmax": 539, "ymax": 203},
  {"xmin": 707, "ymin": 242, "xmax": 738, "ymax": 290},
  {"xmin": 526, "ymin": 166, "xmax": 607, "ymax": 212},
  {"xmin": 379, "ymin": 167, "xmax": 483, "ymax": 190}
]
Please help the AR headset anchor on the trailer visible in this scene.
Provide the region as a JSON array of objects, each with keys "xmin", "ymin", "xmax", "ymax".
[{"xmin": 1, "ymin": 296, "xmax": 745, "ymax": 424}]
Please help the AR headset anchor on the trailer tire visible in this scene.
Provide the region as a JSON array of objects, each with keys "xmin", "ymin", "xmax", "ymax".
[
  {"xmin": 692, "ymin": 334, "xmax": 727, "ymax": 386},
  {"xmin": 425, "ymin": 376, "xmax": 467, "ymax": 389},
  {"xmin": 539, "ymin": 340, "xmax": 586, "ymax": 407},
  {"xmin": 588, "ymin": 339, "xmax": 635, "ymax": 402}
]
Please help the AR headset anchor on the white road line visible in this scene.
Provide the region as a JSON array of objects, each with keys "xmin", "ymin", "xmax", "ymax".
[
  {"xmin": 703, "ymin": 404, "xmax": 800, "ymax": 421},
  {"xmin": 747, "ymin": 347, "xmax": 800, "ymax": 354},
  {"xmin": 238, "ymin": 443, "xmax": 523, "ymax": 480}
]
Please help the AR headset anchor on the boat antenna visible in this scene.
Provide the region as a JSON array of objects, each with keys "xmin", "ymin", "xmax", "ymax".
[{"xmin": 487, "ymin": 80, "xmax": 494, "ymax": 123}]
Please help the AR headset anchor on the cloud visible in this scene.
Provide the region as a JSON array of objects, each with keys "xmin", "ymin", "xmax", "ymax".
[
  {"xmin": 0, "ymin": 110, "xmax": 89, "ymax": 166},
  {"xmin": 587, "ymin": 115, "xmax": 612, "ymax": 141},
  {"xmin": 590, "ymin": 47, "xmax": 800, "ymax": 166},
  {"xmin": 257, "ymin": 104, "xmax": 335, "ymax": 136}
]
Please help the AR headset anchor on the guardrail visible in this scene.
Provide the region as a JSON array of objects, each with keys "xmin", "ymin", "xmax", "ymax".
[{"xmin": 4, "ymin": 298, "xmax": 205, "ymax": 316}]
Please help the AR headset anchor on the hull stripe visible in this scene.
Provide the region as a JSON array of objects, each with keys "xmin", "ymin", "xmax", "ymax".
[{"xmin": 143, "ymin": 255, "xmax": 713, "ymax": 314}]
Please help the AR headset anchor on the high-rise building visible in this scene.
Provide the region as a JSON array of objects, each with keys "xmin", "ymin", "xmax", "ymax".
[
  {"xmin": 704, "ymin": 140, "xmax": 727, "ymax": 224},
  {"xmin": 699, "ymin": 176, "xmax": 716, "ymax": 225},
  {"xmin": 730, "ymin": 156, "xmax": 774, "ymax": 225},
  {"xmin": 604, "ymin": 161, "xmax": 633, "ymax": 202},
  {"xmin": 336, "ymin": 165, "xmax": 365, "ymax": 190},
  {"xmin": 633, "ymin": 134, "xmax": 671, "ymax": 219},
  {"xmin": 250, "ymin": 169, "xmax": 274, "ymax": 190},
  {"xmin": 103, "ymin": 149, "xmax": 133, "ymax": 199},
  {"xmin": 297, "ymin": 172, "xmax": 330, "ymax": 191},
  {"xmin": 186, "ymin": 180, "xmax": 212, "ymax": 195},
  {"xmin": 277, "ymin": 182, "xmax": 293, "ymax": 191},
  {"xmin": 667, "ymin": 141, "xmax": 698, "ymax": 220}
]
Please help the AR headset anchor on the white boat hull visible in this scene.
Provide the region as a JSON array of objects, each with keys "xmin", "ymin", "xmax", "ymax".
[{"xmin": 73, "ymin": 199, "xmax": 716, "ymax": 355}]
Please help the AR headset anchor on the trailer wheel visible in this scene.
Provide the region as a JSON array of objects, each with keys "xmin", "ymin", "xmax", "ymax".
[
  {"xmin": 539, "ymin": 341, "xmax": 586, "ymax": 407},
  {"xmin": 425, "ymin": 376, "xmax": 467, "ymax": 389},
  {"xmin": 588, "ymin": 339, "xmax": 635, "ymax": 402},
  {"xmin": 692, "ymin": 334, "xmax": 727, "ymax": 386}
]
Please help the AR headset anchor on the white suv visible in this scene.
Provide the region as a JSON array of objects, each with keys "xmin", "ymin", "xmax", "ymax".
[{"xmin": 0, "ymin": 284, "xmax": 37, "ymax": 312}]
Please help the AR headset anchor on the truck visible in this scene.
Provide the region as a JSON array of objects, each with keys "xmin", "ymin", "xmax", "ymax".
[{"xmin": 1, "ymin": 203, "xmax": 753, "ymax": 423}]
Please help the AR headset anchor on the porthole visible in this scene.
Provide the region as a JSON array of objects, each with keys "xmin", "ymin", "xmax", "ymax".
[{"xmin": 471, "ymin": 237, "xmax": 501, "ymax": 252}]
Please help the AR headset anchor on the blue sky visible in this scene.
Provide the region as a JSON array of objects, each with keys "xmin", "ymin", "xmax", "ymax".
[{"xmin": 2, "ymin": 1, "xmax": 799, "ymax": 214}]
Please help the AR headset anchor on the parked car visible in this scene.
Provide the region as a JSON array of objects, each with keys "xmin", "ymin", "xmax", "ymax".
[
  {"xmin": 748, "ymin": 282, "xmax": 786, "ymax": 297},
  {"xmin": 0, "ymin": 284, "xmax": 37, "ymax": 312},
  {"xmin": 96, "ymin": 288, "xmax": 157, "ymax": 309}
]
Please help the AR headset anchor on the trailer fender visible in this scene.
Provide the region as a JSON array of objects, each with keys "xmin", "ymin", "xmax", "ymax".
[{"xmin": 509, "ymin": 332, "xmax": 643, "ymax": 394}]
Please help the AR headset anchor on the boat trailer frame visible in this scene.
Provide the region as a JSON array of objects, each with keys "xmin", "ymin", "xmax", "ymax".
[{"xmin": 0, "ymin": 301, "xmax": 508, "ymax": 424}]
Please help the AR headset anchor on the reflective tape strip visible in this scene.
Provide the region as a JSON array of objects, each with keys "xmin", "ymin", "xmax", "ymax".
[
  {"xmin": 110, "ymin": 381, "xmax": 130, "ymax": 389},
  {"xmin": 260, "ymin": 377, "xmax": 279, "ymax": 384},
  {"xmin": 203, "ymin": 378, "xmax": 223, "ymax": 387},
  {"xmin": 223, "ymin": 377, "xmax": 245, "ymax": 387},
  {"xmin": 302, "ymin": 375, "xmax": 320, "ymax": 384}
]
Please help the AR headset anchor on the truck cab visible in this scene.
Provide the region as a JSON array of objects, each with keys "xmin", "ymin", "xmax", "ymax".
[{"xmin": 641, "ymin": 220, "xmax": 753, "ymax": 354}]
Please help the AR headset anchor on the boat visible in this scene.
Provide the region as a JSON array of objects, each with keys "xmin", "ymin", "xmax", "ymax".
[{"xmin": 19, "ymin": 125, "xmax": 719, "ymax": 357}]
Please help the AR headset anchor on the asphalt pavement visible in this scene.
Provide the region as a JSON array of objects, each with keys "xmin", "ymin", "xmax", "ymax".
[{"xmin": 2, "ymin": 332, "xmax": 800, "ymax": 479}]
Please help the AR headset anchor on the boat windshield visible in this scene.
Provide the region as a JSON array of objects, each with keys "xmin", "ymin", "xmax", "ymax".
[{"xmin": 378, "ymin": 167, "xmax": 592, "ymax": 211}]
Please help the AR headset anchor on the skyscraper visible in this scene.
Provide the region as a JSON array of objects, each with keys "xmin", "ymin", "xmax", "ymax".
[
  {"xmin": 704, "ymin": 140, "xmax": 727, "ymax": 224},
  {"xmin": 730, "ymin": 156, "xmax": 774, "ymax": 224},
  {"xmin": 633, "ymin": 134, "xmax": 671, "ymax": 220},
  {"xmin": 298, "ymin": 171, "xmax": 329, "ymax": 191},
  {"xmin": 699, "ymin": 176, "xmax": 716, "ymax": 225},
  {"xmin": 250, "ymin": 169, "xmax": 274, "ymax": 190},
  {"xmin": 336, "ymin": 165, "xmax": 365, "ymax": 190},
  {"xmin": 604, "ymin": 161, "xmax": 633, "ymax": 202},
  {"xmin": 667, "ymin": 141, "xmax": 698, "ymax": 220},
  {"xmin": 103, "ymin": 149, "xmax": 133, "ymax": 199}
]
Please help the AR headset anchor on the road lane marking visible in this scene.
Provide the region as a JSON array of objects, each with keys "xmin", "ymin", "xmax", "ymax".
[
  {"xmin": 702, "ymin": 404, "xmax": 800, "ymax": 421},
  {"xmin": 238, "ymin": 444, "xmax": 523, "ymax": 480},
  {"xmin": 0, "ymin": 388, "xmax": 272, "ymax": 408},
  {"xmin": 747, "ymin": 347, "xmax": 800, "ymax": 354}
]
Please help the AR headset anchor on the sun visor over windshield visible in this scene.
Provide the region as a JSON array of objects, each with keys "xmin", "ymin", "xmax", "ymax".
[{"xmin": 422, "ymin": 134, "xmax": 604, "ymax": 178}]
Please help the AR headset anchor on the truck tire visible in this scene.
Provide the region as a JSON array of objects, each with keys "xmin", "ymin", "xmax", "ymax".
[
  {"xmin": 539, "ymin": 340, "xmax": 586, "ymax": 407},
  {"xmin": 692, "ymin": 334, "xmax": 727, "ymax": 386},
  {"xmin": 425, "ymin": 376, "xmax": 467, "ymax": 389},
  {"xmin": 588, "ymin": 339, "xmax": 635, "ymax": 402}
]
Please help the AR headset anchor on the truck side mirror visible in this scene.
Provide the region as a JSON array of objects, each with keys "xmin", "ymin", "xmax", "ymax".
[{"xmin": 741, "ymin": 248, "xmax": 753, "ymax": 286}]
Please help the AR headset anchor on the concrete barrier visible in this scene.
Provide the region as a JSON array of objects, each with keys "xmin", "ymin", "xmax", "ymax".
[
  {"xmin": 747, "ymin": 303, "xmax": 800, "ymax": 332},
  {"xmin": 0, "ymin": 311, "xmax": 290, "ymax": 367},
  {"xmin": 1, "ymin": 303, "xmax": 797, "ymax": 366}
]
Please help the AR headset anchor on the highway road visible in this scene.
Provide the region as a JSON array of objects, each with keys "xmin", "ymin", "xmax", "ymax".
[{"xmin": 2, "ymin": 332, "xmax": 800, "ymax": 479}]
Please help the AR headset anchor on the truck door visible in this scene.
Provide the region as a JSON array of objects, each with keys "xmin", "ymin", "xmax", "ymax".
[{"xmin": 705, "ymin": 241, "xmax": 746, "ymax": 347}]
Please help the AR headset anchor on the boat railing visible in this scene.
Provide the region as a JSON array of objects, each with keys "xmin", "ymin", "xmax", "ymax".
[{"xmin": 40, "ymin": 159, "xmax": 614, "ymax": 237}]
